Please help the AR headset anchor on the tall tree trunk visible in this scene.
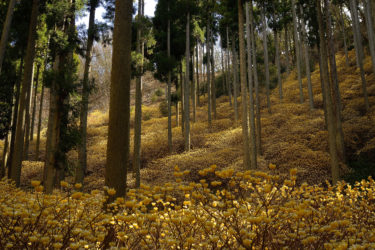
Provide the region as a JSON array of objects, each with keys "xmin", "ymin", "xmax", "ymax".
[
  {"xmin": 76, "ymin": 0, "xmax": 97, "ymax": 184},
  {"xmin": 231, "ymin": 36, "xmax": 239, "ymax": 124},
  {"xmin": 180, "ymin": 64, "xmax": 185, "ymax": 132},
  {"xmin": 105, "ymin": 0, "xmax": 132, "ymax": 199},
  {"xmin": 167, "ymin": 14, "xmax": 172, "ymax": 153},
  {"xmin": 349, "ymin": 0, "xmax": 369, "ymax": 111},
  {"xmin": 364, "ymin": 0, "xmax": 375, "ymax": 75},
  {"xmin": 23, "ymin": 64, "xmax": 35, "ymax": 160},
  {"xmin": 30, "ymin": 64, "xmax": 40, "ymax": 142},
  {"xmin": 238, "ymin": 0, "xmax": 251, "ymax": 169},
  {"xmin": 192, "ymin": 48, "xmax": 196, "ymax": 123},
  {"xmin": 285, "ymin": 26, "xmax": 291, "ymax": 75},
  {"xmin": 275, "ymin": 31, "xmax": 283, "ymax": 100},
  {"xmin": 196, "ymin": 41, "xmax": 200, "ymax": 107},
  {"xmin": 338, "ymin": 6, "xmax": 349, "ymax": 67},
  {"xmin": 226, "ymin": 26, "xmax": 232, "ymax": 107},
  {"xmin": 245, "ymin": 2, "xmax": 257, "ymax": 168},
  {"xmin": 325, "ymin": 0, "xmax": 346, "ymax": 163},
  {"xmin": 35, "ymin": 71, "xmax": 45, "ymax": 161},
  {"xmin": 210, "ymin": 24, "xmax": 216, "ymax": 120},
  {"xmin": 291, "ymin": 0, "xmax": 304, "ymax": 104},
  {"xmin": 299, "ymin": 8, "xmax": 314, "ymax": 110},
  {"xmin": 317, "ymin": 0, "xmax": 340, "ymax": 184},
  {"xmin": 133, "ymin": 0, "xmax": 144, "ymax": 188},
  {"xmin": 184, "ymin": 12, "xmax": 191, "ymax": 151},
  {"xmin": 1, "ymin": 134, "xmax": 9, "ymax": 177},
  {"xmin": 0, "ymin": 0, "xmax": 17, "ymax": 74},
  {"xmin": 207, "ymin": 24, "xmax": 212, "ymax": 127},
  {"xmin": 7, "ymin": 54, "xmax": 24, "ymax": 175},
  {"xmin": 261, "ymin": 8, "xmax": 271, "ymax": 113},
  {"xmin": 9, "ymin": 0, "xmax": 39, "ymax": 186},
  {"xmin": 250, "ymin": 0, "xmax": 262, "ymax": 155}
]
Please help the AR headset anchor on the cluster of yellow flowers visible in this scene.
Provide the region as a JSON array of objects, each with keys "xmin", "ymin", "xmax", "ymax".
[{"xmin": 1, "ymin": 165, "xmax": 375, "ymax": 249}]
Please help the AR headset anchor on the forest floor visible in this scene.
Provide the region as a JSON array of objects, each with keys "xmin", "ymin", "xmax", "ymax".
[{"xmin": 14, "ymin": 51, "xmax": 375, "ymax": 190}]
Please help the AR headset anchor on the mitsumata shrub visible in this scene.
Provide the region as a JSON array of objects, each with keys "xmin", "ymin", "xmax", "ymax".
[{"xmin": 1, "ymin": 166, "xmax": 375, "ymax": 249}]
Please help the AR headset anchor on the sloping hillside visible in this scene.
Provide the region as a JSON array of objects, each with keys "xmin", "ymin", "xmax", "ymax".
[{"xmin": 18, "ymin": 51, "xmax": 375, "ymax": 190}]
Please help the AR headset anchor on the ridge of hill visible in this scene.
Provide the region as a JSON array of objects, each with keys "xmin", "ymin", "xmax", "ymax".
[{"xmin": 16, "ymin": 51, "xmax": 375, "ymax": 190}]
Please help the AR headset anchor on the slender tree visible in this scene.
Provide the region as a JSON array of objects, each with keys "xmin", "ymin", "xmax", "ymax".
[
  {"xmin": 9, "ymin": 0, "xmax": 39, "ymax": 186},
  {"xmin": 364, "ymin": 0, "xmax": 375, "ymax": 75},
  {"xmin": 0, "ymin": 0, "xmax": 18, "ymax": 74},
  {"xmin": 349, "ymin": 0, "xmax": 369, "ymax": 111},
  {"xmin": 30, "ymin": 64, "xmax": 40, "ymax": 142},
  {"xmin": 105, "ymin": 0, "xmax": 133, "ymax": 199},
  {"xmin": 226, "ymin": 26, "xmax": 232, "ymax": 106},
  {"xmin": 291, "ymin": 0, "xmax": 304, "ymax": 104},
  {"xmin": 245, "ymin": 1, "xmax": 257, "ymax": 168},
  {"xmin": 76, "ymin": 0, "xmax": 99, "ymax": 185},
  {"xmin": 261, "ymin": 7, "xmax": 271, "ymax": 113},
  {"xmin": 231, "ymin": 35, "xmax": 239, "ymax": 123},
  {"xmin": 207, "ymin": 23, "xmax": 212, "ymax": 126},
  {"xmin": 184, "ymin": 11, "xmax": 191, "ymax": 151},
  {"xmin": 167, "ymin": 6, "xmax": 172, "ymax": 153},
  {"xmin": 316, "ymin": 0, "xmax": 340, "ymax": 184}
]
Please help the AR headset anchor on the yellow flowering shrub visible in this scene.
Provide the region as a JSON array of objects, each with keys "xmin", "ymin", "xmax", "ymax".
[{"xmin": 1, "ymin": 166, "xmax": 375, "ymax": 249}]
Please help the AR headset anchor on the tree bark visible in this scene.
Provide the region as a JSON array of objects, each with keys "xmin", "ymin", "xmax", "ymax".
[
  {"xmin": 184, "ymin": 12, "xmax": 191, "ymax": 151},
  {"xmin": 226, "ymin": 26, "xmax": 232, "ymax": 107},
  {"xmin": 23, "ymin": 64, "xmax": 35, "ymax": 160},
  {"xmin": 231, "ymin": 35, "xmax": 239, "ymax": 124},
  {"xmin": 133, "ymin": 0, "xmax": 144, "ymax": 188},
  {"xmin": 7, "ymin": 54, "xmax": 24, "ymax": 175},
  {"xmin": 299, "ymin": 8, "xmax": 314, "ymax": 110},
  {"xmin": 9, "ymin": 0, "xmax": 39, "ymax": 186},
  {"xmin": 245, "ymin": 2, "xmax": 257, "ymax": 168},
  {"xmin": 76, "ymin": 0, "xmax": 97, "ymax": 184},
  {"xmin": 238, "ymin": 0, "xmax": 251, "ymax": 169},
  {"xmin": 249, "ymin": 0, "xmax": 262, "ymax": 155},
  {"xmin": 291, "ymin": 0, "xmax": 304, "ymax": 104},
  {"xmin": 275, "ymin": 31, "xmax": 283, "ymax": 100},
  {"xmin": 210, "ymin": 23, "xmax": 216, "ymax": 120},
  {"xmin": 35, "ymin": 69, "xmax": 45, "ymax": 161},
  {"xmin": 192, "ymin": 48, "xmax": 196, "ymax": 123},
  {"xmin": 105, "ymin": 0, "xmax": 133, "ymax": 199},
  {"xmin": 349, "ymin": 0, "xmax": 369, "ymax": 111},
  {"xmin": 285, "ymin": 26, "xmax": 291, "ymax": 75},
  {"xmin": 365, "ymin": 0, "xmax": 375, "ymax": 75},
  {"xmin": 207, "ymin": 23, "xmax": 212, "ymax": 127},
  {"xmin": 325, "ymin": 0, "xmax": 346, "ymax": 163},
  {"xmin": 196, "ymin": 41, "xmax": 200, "ymax": 107},
  {"xmin": 261, "ymin": 8, "xmax": 271, "ymax": 113},
  {"xmin": 30, "ymin": 64, "xmax": 40, "ymax": 142},
  {"xmin": 317, "ymin": 0, "xmax": 340, "ymax": 184},
  {"xmin": 167, "ymin": 14, "xmax": 172, "ymax": 153},
  {"xmin": 0, "ymin": 0, "xmax": 17, "ymax": 74},
  {"xmin": 338, "ymin": 6, "xmax": 349, "ymax": 67}
]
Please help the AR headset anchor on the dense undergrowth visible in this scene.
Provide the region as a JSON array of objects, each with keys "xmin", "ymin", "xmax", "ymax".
[{"xmin": 1, "ymin": 166, "xmax": 375, "ymax": 249}]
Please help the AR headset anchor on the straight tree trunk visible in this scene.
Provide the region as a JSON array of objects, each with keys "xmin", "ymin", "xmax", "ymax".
[
  {"xmin": 317, "ymin": 0, "xmax": 340, "ymax": 184},
  {"xmin": 1, "ymin": 134, "xmax": 8, "ymax": 177},
  {"xmin": 207, "ymin": 24, "xmax": 212, "ymax": 127},
  {"xmin": 245, "ymin": 2, "xmax": 257, "ymax": 168},
  {"xmin": 0, "ymin": 0, "xmax": 17, "ymax": 74},
  {"xmin": 9, "ymin": 0, "xmax": 39, "ymax": 186},
  {"xmin": 23, "ymin": 64, "xmax": 35, "ymax": 160},
  {"xmin": 291, "ymin": 0, "xmax": 304, "ymax": 104},
  {"xmin": 325, "ymin": 0, "xmax": 346, "ymax": 163},
  {"xmin": 167, "ymin": 15, "xmax": 172, "ymax": 153},
  {"xmin": 192, "ymin": 49, "xmax": 196, "ymax": 123},
  {"xmin": 285, "ymin": 26, "xmax": 291, "ymax": 75},
  {"xmin": 364, "ymin": 0, "xmax": 375, "ymax": 75},
  {"xmin": 349, "ymin": 0, "xmax": 369, "ymax": 111},
  {"xmin": 261, "ymin": 8, "xmax": 271, "ymax": 113},
  {"xmin": 76, "ymin": 0, "xmax": 98, "ymax": 184},
  {"xmin": 196, "ymin": 41, "xmax": 200, "ymax": 107},
  {"xmin": 221, "ymin": 49, "xmax": 226, "ymax": 95},
  {"xmin": 7, "ymin": 55, "xmax": 24, "ymax": 175},
  {"xmin": 30, "ymin": 64, "xmax": 40, "ymax": 142},
  {"xmin": 105, "ymin": 0, "xmax": 133, "ymax": 199},
  {"xmin": 338, "ymin": 6, "xmax": 350, "ymax": 67},
  {"xmin": 250, "ymin": 0, "xmax": 262, "ymax": 155},
  {"xmin": 275, "ymin": 30, "xmax": 283, "ymax": 100},
  {"xmin": 238, "ymin": 0, "xmax": 251, "ymax": 169},
  {"xmin": 226, "ymin": 26, "xmax": 232, "ymax": 107},
  {"xmin": 299, "ymin": 8, "xmax": 314, "ymax": 110},
  {"xmin": 210, "ymin": 26, "xmax": 216, "ymax": 120},
  {"xmin": 133, "ymin": 0, "xmax": 144, "ymax": 188},
  {"xmin": 184, "ymin": 12, "xmax": 191, "ymax": 151},
  {"xmin": 231, "ymin": 36, "xmax": 239, "ymax": 123},
  {"xmin": 35, "ymin": 72, "xmax": 45, "ymax": 161},
  {"xmin": 180, "ymin": 64, "xmax": 185, "ymax": 132}
]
